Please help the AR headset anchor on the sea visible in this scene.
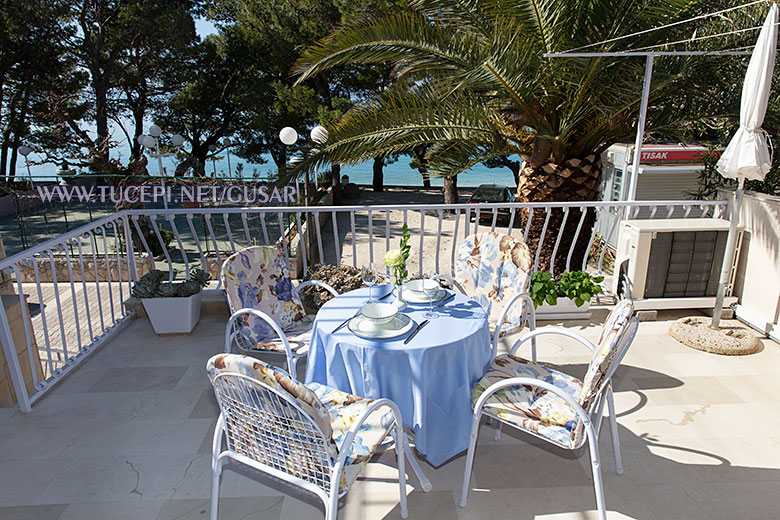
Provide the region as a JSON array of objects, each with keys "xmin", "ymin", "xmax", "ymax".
[{"xmin": 15, "ymin": 149, "xmax": 517, "ymax": 189}]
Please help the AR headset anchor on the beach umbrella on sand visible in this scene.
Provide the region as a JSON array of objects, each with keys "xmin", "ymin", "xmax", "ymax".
[{"xmin": 712, "ymin": 2, "xmax": 778, "ymax": 328}]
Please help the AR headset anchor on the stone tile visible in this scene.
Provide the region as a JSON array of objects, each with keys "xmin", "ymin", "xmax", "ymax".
[
  {"xmin": 187, "ymin": 389, "xmax": 219, "ymax": 419},
  {"xmin": 344, "ymin": 490, "xmax": 455, "ymax": 520},
  {"xmin": 469, "ymin": 443, "xmax": 590, "ymax": 490},
  {"xmin": 546, "ymin": 482, "xmax": 710, "ymax": 520},
  {"xmin": 57, "ymin": 418, "xmax": 213, "ymax": 458},
  {"xmin": 58, "ymin": 501, "xmax": 164, "ymax": 520},
  {"xmin": 156, "ymin": 497, "xmax": 283, "ymax": 520},
  {"xmin": 457, "ymin": 487, "xmax": 553, "ymax": 520},
  {"xmin": 682, "ymin": 481, "xmax": 780, "ymax": 519},
  {"xmin": 87, "ymin": 366, "xmax": 189, "ymax": 393},
  {"xmin": 0, "ymin": 458, "xmax": 68, "ymax": 506},
  {"xmin": 718, "ymin": 375, "xmax": 780, "ymax": 404},
  {"xmin": 632, "ymin": 376, "xmax": 745, "ymax": 406},
  {"xmin": 0, "ymin": 504, "xmax": 68, "ymax": 520}
]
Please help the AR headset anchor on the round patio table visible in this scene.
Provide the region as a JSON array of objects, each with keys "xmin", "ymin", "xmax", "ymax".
[{"xmin": 304, "ymin": 284, "xmax": 491, "ymax": 467}]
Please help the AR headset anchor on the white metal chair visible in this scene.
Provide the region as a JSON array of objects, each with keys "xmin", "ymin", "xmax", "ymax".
[
  {"xmin": 221, "ymin": 245, "xmax": 338, "ymax": 377},
  {"xmin": 208, "ymin": 353, "xmax": 422, "ymax": 520},
  {"xmin": 460, "ymin": 300, "xmax": 638, "ymax": 520},
  {"xmin": 435, "ymin": 232, "xmax": 537, "ymax": 358}
]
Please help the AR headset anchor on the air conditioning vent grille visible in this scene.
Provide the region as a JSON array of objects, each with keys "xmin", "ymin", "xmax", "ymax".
[{"xmin": 644, "ymin": 230, "xmax": 728, "ymax": 298}]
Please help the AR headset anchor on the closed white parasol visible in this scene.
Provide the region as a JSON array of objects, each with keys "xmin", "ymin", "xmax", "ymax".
[{"xmin": 712, "ymin": 3, "xmax": 778, "ymax": 328}]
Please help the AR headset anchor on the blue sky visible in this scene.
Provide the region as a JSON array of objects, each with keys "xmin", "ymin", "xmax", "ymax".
[{"xmin": 195, "ymin": 18, "xmax": 218, "ymax": 38}]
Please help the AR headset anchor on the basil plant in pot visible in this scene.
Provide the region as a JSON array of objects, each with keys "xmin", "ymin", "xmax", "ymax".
[
  {"xmin": 529, "ymin": 270, "xmax": 604, "ymax": 320},
  {"xmin": 132, "ymin": 268, "xmax": 210, "ymax": 334}
]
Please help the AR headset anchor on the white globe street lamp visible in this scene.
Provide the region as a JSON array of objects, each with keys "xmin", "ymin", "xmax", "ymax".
[
  {"xmin": 221, "ymin": 137, "xmax": 233, "ymax": 177},
  {"xmin": 17, "ymin": 145, "xmax": 34, "ymax": 186},
  {"xmin": 279, "ymin": 127, "xmax": 298, "ymax": 146},
  {"xmin": 310, "ymin": 125, "xmax": 328, "ymax": 145},
  {"xmin": 148, "ymin": 124, "xmax": 162, "ymax": 138},
  {"xmin": 208, "ymin": 144, "xmax": 218, "ymax": 176},
  {"xmin": 171, "ymin": 134, "xmax": 184, "ymax": 147}
]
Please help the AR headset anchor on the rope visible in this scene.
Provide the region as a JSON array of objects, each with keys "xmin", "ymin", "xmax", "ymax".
[
  {"xmin": 628, "ymin": 23, "xmax": 778, "ymax": 52},
  {"xmin": 558, "ymin": 0, "xmax": 767, "ymax": 54}
]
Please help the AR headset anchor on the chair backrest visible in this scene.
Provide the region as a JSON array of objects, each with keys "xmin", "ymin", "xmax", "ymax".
[
  {"xmin": 579, "ymin": 299, "xmax": 636, "ymax": 407},
  {"xmin": 221, "ymin": 245, "xmax": 308, "ymax": 342},
  {"xmin": 207, "ymin": 354, "xmax": 338, "ymax": 490},
  {"xmin": 455, "ymin": 232, "xmax": 532, "ymax": 327},
  {"xmin": 569, "ymin": 300, "xmax": 637, "ymax": 446}
]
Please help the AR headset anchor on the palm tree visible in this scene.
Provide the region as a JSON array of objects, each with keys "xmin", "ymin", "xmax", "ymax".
[{"xmin": 292, "ymin": 0, "xmax": 741, "ymax": 271}]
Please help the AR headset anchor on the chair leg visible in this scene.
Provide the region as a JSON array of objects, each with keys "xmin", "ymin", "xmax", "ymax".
[
  {"xmin": 403, "ymin": 437, "xmax": 432, "ymax": 492},
  {"xmin": 493, "ymin": 420, "xmax": 501, "ymax": 441},
  {"xmin": 459, "ymin": 413, "xmax": 482, "ymax": 508},
  {"xmin": 210, "ymin": 459, "xmax": 223, "ymax": 520},
  {"xmin": 326, "ymin": 465, "xmax": 342, "ymax": 520},
  {"xmin": 586, "ymin": 433, "xmax": 607, "ymax": 520},
  {"xmin": 607, "ymin": 388, "xmax": 623, "ymax": 475},
  {"xmin": 394, "ymin": 425, "xmax": 409, "ymax": 519}
]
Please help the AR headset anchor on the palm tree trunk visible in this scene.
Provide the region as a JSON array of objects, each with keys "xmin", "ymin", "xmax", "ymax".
[
  {"xmin": 516, "ymin": 154, "xmax": 602, "ymax": 273},
  {"xmin": 330, "ymin": 163, "xmax": 341, "ymax": 203},
  {"xmin": 443, "ymin": 175, "xmax": 458, "ymax": 204},
  {"xmin": 372, "ymin": 155, "xmax": 384, "ymax": 192}
]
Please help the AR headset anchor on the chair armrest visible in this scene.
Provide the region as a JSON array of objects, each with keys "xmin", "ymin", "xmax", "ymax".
[
  {"xmin": 333, "ymin": 398, "xmax": 405, "ymax": 469},
  {"xmin": 224, "ymin": 308, "xmax": 295, "ymax": 376},
  {"xmin": 433, "ymin": 274, "xmax": 466, "ymax": 295},
  {"xmin": 473, "ymin": 377, "xmax": 595, "ymax": 436},
  {"xmin": 509, "ymin": 327, "xmax": 596, "ymax": 357},
  {"xmin": 295, "ymin": 280, "xmax": 339, "ymax": 299},
  {"xmin": 492, "ymin": 292, "xmax": 536, "ymax": 358},
  {"xmin": 212, "ymin": 412, "xmax": 226, "ymax": 467}
]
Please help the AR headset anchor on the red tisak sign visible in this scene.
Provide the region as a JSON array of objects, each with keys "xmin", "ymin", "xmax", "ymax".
[{"xmin": 638, "ymin": 148, "xmax": 720, "ymax": 162}]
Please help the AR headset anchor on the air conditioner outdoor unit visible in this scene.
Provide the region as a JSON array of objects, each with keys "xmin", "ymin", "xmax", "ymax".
[{"xmin": 613, "ymin": 218, "xmax": 741, "ymax": 311}]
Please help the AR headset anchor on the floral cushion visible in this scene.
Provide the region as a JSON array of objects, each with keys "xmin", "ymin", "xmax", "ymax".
[
  {"xmin": 207, "ymin": 354, "xmax": 337, "ymax": 458},
  {"xmin": 242, "ymin": 320, "xmax": 312, "ymax": 354},
  {"xmin": 579, "ymin": 300, "xmax": 635, "ymax": 411},
  {"xmin": 472, "ymin": 354, "xmax": 583, "ymax": 449},
  {"xmin": 207, "ymin": 354, "xmax": 395, "ymax": 493},
  {"xmin": 221, "ymin": 245, "xmax": 308, "ymax": 345},
  {"xmin": 309, "ymin": 382, "xmax": 394, "ymax": 490},
  {"xmin": 456, "ymin": 233, "xmax": 532, "ymax": 333}
]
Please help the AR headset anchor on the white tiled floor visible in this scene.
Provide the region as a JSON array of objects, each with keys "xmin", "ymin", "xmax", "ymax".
[{"xmin": 1, "ymin": 309, "xmax": 779, "ymax": 519}]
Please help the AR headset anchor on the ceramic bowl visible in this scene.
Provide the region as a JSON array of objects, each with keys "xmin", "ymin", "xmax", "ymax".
[
  {"xmin": 406, "ymin": 279, "xmax": 439, "ymax": 295},
  {"xmin": 360, "ymin": 302, "xmax": 398, "ymax": 326}
]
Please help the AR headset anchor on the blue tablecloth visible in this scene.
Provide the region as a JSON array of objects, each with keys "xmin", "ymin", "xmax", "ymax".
[{"xmin": 305, "ymin": 284, "xmax": 491, "ymax": 467}]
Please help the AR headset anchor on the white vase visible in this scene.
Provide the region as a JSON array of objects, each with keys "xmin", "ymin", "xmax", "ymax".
[
  {"xmin": 535, "ymin": 298, "xmax": 591, "ymax": 320},
  {"xmin": 393, "ymin": 284, "xmax": 407, "ymax": 311},
  {"xmin": 140, "ymin": 292, "xmax": 203, "ymax": 334}
]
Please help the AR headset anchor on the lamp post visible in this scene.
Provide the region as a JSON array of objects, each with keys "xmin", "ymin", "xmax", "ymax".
[
  {"xmin": 278, "ymin": 125, "xmax": 328, "ymax": 266},
  {"xmin": 278, "ymin": 125, "xmax": 328, "ymax": 205},
  {"xmin": 208, "ymin": 144, "xmax": 218, "ymax": 176},
  {"xmin": 137, "ymin": 127, "xmax": 185, "ymax": 209},
  {"xmin": 137, "ymin": 126, "xmax": 184, "ymax": 177},
  {"xmin": 17, "ymin": 145, "xmax": 34, "ymax": 187},
  {"xmin": 222, "ymin": 137, "xmax": 233, "ymax": 178}
]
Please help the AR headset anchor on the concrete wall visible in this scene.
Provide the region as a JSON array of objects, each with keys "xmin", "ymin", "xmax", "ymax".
[{"xmin": 719, "ymin": 187, "xmax": 780, "ymax": 340}]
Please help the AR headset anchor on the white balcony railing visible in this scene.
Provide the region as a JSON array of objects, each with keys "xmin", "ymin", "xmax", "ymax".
[{"xmin": 0, "ymin": 199, "xmax": 727, "ymax": 412}]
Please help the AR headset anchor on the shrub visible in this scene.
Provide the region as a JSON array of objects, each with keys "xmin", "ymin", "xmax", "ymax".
[
  {"xmin": 132, "ymin": 268, "xmax": 210, "ymax": 299},
  {"xmin": 529, "ymin": 270, "xmax": 604, "ymax": 308}
]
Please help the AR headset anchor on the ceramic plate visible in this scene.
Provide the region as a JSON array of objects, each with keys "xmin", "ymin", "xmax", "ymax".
[
  {"xmin": 348, "ymin": 313, "xmax": 414, "ymax": 339},
  {"xmin": 397, "ymin": 285, "xmax": 448, "ymax": 304}
]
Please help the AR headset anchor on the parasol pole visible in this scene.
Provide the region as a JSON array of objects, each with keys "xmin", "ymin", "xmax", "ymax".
[{"xmin": 711, "ymin": 177, "xmax": 744, "ymax": 328}]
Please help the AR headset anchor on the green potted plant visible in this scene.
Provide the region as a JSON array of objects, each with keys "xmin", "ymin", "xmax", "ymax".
[
  {"xmin": 384, "ymin": 223, "xmax": 411, "ymax": 310},
  {"xmin": 132, "ymin": 268, "xmax": 210, "ymax": 334},
  {"xmin": 529, "ymin": 270, "xmax": 604, "ymax": 320}
]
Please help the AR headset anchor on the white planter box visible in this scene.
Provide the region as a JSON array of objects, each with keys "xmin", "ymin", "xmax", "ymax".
[
  {"xmin": 536, "ymin": 298, "xmax": 592, "ymax": 320},
  {"xmin": 140, "ymin": 292, "xmax": 203, "ymax": 334}
]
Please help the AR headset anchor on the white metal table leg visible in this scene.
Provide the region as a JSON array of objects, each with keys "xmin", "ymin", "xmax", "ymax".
[{"xmin": 402, "ymin": 433, "xmax": 432, "ymax": 492}]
